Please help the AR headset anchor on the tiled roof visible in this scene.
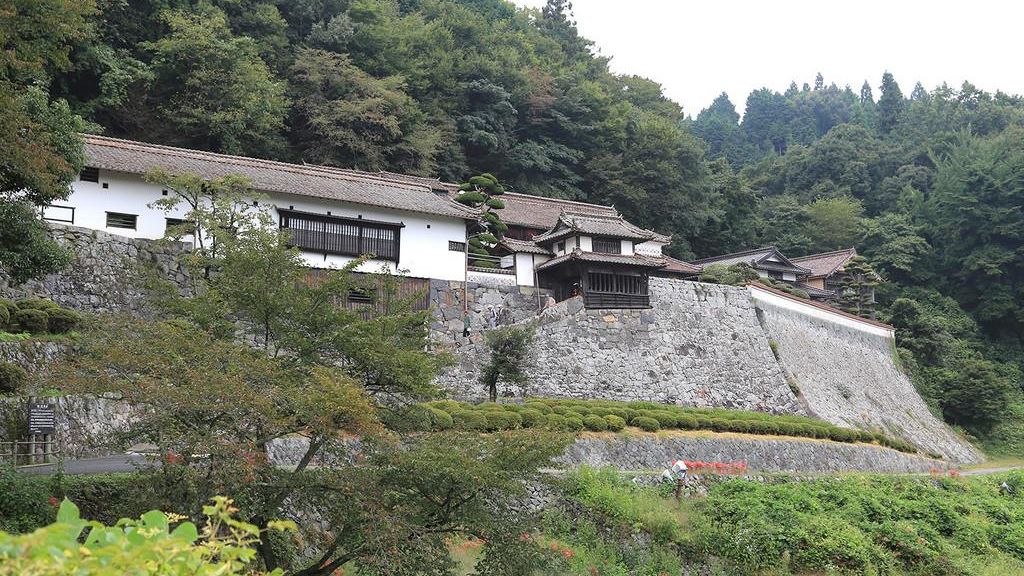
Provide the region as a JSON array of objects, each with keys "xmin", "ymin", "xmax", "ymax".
[
  {"xmin": 660, "ymin": 256, "xmax": 702, "ymax": 276},
  {"xmin": 791, "ymin": 248, "xmax": 858, "ymax": 279},
  {"xmin": 82, "ymin": 134, "xmax": 477, "ymax": 220},
  {"xmin": 692, "ymin": 246, "xmax": 777, "ymax": 266},
  {"xmin": 497, "ymin": 237, "xmax": 553, "ymax": 256},
  {"xmin": 794, "ymin": 282, "xmax": 835, "ymax": 298},
  {"xmin": 692, "ymin": 246, "xmax": 811, "ymax": 275},
  {"xmin": 533, "ymin": 211, "xmax": 665, "ymax": 244},
  {"xmin": 485, "ymin": 192, "xmax": 619, "ymax": 230},
  {"xmin": 534, "ymin": 250, "xmax": 667, "ymax": 272}
]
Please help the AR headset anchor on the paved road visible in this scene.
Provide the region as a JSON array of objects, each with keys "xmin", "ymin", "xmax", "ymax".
[{"xmin": 18, "ymin": 454, "xmax": 157, "ymax": 475}]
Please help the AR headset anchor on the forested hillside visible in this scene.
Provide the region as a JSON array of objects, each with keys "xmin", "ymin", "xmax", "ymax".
[{"xmin": 6, "ymin": 0, "xmax": 1024, "ymax": 452}]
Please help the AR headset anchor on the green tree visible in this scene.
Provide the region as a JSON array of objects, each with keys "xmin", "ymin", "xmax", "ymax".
[
  {"xmin": 925, "ymin": 127, "xmax": 1024, "ymax": 332},
  {"xmin": 480, "ymin": 324, "xmax": 535, "ymax": 402},
  {"xmin": 835, "ymin": 256, "xmax": 879, "ymax": 318},
  {"xmin": 877, "ymin": 71, "xmax": 905, "ymax": 134},
  {"xmin": 455, "ymin": 173, "xmax": 509, "ymax": 267},
  {"xmin": 698, "ymin": 262, "xmax": 761, "ymax": 287},
  {"xmin": 141, "ymin": 3, "xmax": 288, "ymax": 155},
  {"xmin": 287, "ymin": 48, "xmax": 439, "ymax": 174},
  {"xmin": 0, "ymin": 0, "xmax": 92, "ymax": 284},
  {"xmin": 803, "ymin": 196, "xmax": 864, "ymax": 251}
]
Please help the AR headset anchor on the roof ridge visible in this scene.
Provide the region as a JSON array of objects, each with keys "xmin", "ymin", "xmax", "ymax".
[
  {"xmin": 501, "ymin": 191, "xmax": 616, "ymax": 211},
  {"xmin": 790, "ymin": 247, "xmax": 857, "ymax": 262},
  {"xmin": 83, "ymin": 134, "xmax": 443, "ymax": 194},
  {"xmin": 692, "ymin": 246, "xmax": 776, "ymax": 264}
]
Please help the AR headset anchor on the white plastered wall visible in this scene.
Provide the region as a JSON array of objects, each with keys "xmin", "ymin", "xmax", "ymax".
[{"xmin": 57, "ymin": 169, "xmax": 469, "ymax": 281}]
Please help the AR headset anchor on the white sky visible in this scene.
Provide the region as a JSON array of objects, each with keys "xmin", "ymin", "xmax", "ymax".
[{"xmin": 515, "ymin": 0, "xmax": 1022, "ymax": 116}]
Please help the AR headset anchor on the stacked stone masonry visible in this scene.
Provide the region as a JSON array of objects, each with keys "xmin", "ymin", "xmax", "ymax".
[
  {"xmin": 435, "ymin": 278, "xmax": 803, "ymax": 414},
  {"xmin": 1, "ymin": 226, "xmax": 981, "ymax": 464},
  {"xmin": 753, "ymin": 295, "xmax": 983, "ymax": 463},
  {"xmin": 561, "ymin": 433, "xmax": 954, "ymax": 474},
  {"xmin": 0, "ymin": 224, "xmax": 191, "ymax": 315},
  {"xmin": 434, "ymin": 277, "xmax": 981, "ymax": 464}
]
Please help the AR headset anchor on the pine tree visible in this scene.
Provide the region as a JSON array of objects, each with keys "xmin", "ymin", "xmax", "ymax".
[
  {"xmin": 877, "ymin": 72, "xmax": 905, "ymax": 134},
  {"xmin": 814, "ymin": 72, "xmax": 824, "ymax": 91},
  {"xmin": 836, "ymin": 256, "xmax": 880, "ymax": 318},
  {"xmin": 455, "ymin": 173, "xmax": 508, "ymax": 267},
  {"xmin": 910, "ymin": 81, "xmax": 928, "ymax": 102},
  {"xmin": 859, "ymin": 81, "xmax": 874, "ymax": 104}
]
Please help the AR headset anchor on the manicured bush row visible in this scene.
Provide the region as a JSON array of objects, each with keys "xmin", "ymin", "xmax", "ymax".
[
  {"xmin": 389, "ymin": 398, "xmax": 919, "ymax": 454},
  {"xmin": 0, "ymin": 298, "xmax": 82, "ymax": 335}
]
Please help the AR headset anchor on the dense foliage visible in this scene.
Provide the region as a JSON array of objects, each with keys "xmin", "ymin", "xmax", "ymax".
[
  {"xmin": 44, "ymin": 187, "xmax": 570, "ymax": 575},
  {"xmin": 8, "ymin": 0, "xmax": 1024, "ymax": 448},
  {"xmin": 562, "ymin": 466, "xmax": 1024, "ymax": 576},
  {"xmin": 0, "ymin": 496, "xmax": 290, "ymax": 575}
]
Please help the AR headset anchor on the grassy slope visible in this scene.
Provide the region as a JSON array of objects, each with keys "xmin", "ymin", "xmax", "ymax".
[{"xmin": 552, "ymin": 466, "xmax": 1024, "ymax": 576}]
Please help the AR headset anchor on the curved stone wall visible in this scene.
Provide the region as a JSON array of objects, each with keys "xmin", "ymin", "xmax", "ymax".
[{"xmin": 752, "ymin": 290, "xmax": 983, "ymax": 463}]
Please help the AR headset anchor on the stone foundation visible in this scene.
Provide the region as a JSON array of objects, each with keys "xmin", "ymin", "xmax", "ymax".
[
  {"xmin": 560, "ymin": 432, "xmax": 953, "ymax": 474},
  {"xmin": 435, "ymin": 279, "xmax": 802, "ymax": 414},
  {"xmin": 0, "ymin": 224, "xmax": 191, "ymax": 315}
]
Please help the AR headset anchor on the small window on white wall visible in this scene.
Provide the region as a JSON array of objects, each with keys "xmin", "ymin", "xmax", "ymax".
[
  {"xmin": 41, "ymin": 205, "xmax": 74, "ymax": 224},
  {"xmin": 106, "ymin": 212, "xmax": 137, "ymax": 230},
  {"xmin": 79, "ymin": 167, "xmax": 99, "ymax": 182}
]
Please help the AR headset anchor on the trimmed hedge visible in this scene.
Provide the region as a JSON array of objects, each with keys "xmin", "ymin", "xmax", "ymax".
[
  {"xmin": 13, "ymin": 309, "xmax": 47, "ymax": 334},
  {"xmin": 396, "ymin": 398, "xmax": 920, "ymax": 455},
  {"xmin": 0, "ymin": 362, "xmax": 28, "ymax": 395},
  {"xmin": 633, "ymin": 416, "xmax": 661, "ymax": 432},
  {"xmin": 0, "ymin": 298, "xmax": 83, "ymax": 336}
]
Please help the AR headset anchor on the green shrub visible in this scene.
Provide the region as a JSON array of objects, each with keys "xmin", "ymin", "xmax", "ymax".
[
  {"xmin": 12, "ymin": 309, "xmax": 47, "ymax": 334},
  {"xmin": 381, "ymin": 405, "xmax": 433, "ymax": 433},
  {"xmin": 43, "ymin": 308, "xmax": 81, "ymax": 334},
  {"xmin": 543, "ymin": 413, "xmax": 566, "ymax": 430},
  {"xmin": 519, "ymin": 409, "xmax": 544, "ymax": 428},
  {"xmin": 0, "ymin": 497, "xmax": 286, "ymax": 575},
  {"xmin": 484, "ymin": 410, "xmax": 522, "ymax": 431},
  {"xmin": 451, "ymin": 410, "xmax": 488, "ymax": 431},
  {"xmin": 604, "ymin": 415, "xmax": 626, "ymax": 432},
  {"xmin": 633, "ymin": 416, "xmax": 660, "ymax": 432},
  {"xmin": 562, "ymin": 416, "xmax": 584, "ymax": 433},
  {"xmin": 648, "ymin": 411, "xmax": 678, "ymax": 428},
  {"xmin": 583, "ymin": 414, "xmax": 609, "ymax": 432},
  {"xmin": 13, "ymin": 298, "xmax": 58, "ymax": 312},
  {"xmin": 0, "ymin": 362, "xmax": 27, "ymax": 395},
  {"xmin": 427, "ymin": 407, "xmax": 453, "ymax": 431},
  {"xmin": 524, "ymin": 401, "xmax": 552, "ymax": 414},
  {"xmin": 0, "ymin": 301, "xmax": 12, "ymax": 329}
]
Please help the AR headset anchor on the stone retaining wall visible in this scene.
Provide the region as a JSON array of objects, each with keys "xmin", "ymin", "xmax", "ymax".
[
  {"xmin": 0, "ymin": 224, "xmax": 191, "ymax": 315},
  {"xmin": 752, "ymin": 291, "xmax": 983, "ymax": 464},
  {"xmin": 435, "ymin": 278, "xmax": 803, "ymax": 415},
  {"xmin": 0, "ymin": 341, "xmax": 65, "ymax": 378},
  {"xmin": 560, "ymin": 432, "xmax": 953, "ymax": 474},
  {"xmin": 0, "ymin": 395, "xmax": 140, "ymax": 458},
  {"xmin": 428, "ymin": 279, "xmax": 552, "ymax": 346}
]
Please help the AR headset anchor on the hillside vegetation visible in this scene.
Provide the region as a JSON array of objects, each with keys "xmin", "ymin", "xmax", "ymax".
[
  {"xmin": 554, "ymin": 466, "xmax": 1024, "ymax": 576},
  {"xmin": 4, "ymin": 0, "xmax": 1020, "ymax": 453}
]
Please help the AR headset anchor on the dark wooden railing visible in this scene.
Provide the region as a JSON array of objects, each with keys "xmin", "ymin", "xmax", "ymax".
[{"xmin": 280, "ymin": 209, "xmax": 402, "ymax": 262}]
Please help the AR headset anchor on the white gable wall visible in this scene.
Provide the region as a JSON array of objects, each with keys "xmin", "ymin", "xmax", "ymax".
[{"xmin": 54, "ymin": 169, "xmax": 468, "ymax": 281}]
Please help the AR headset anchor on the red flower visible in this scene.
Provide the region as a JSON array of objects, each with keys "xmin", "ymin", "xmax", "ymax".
[
  {"xmin": 47, "ymin": 497, "xmax": 59, "ymax": 507},
  {"xmin": 164, "ymin": 451, "xmax": 182, "ymax": 464}
]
